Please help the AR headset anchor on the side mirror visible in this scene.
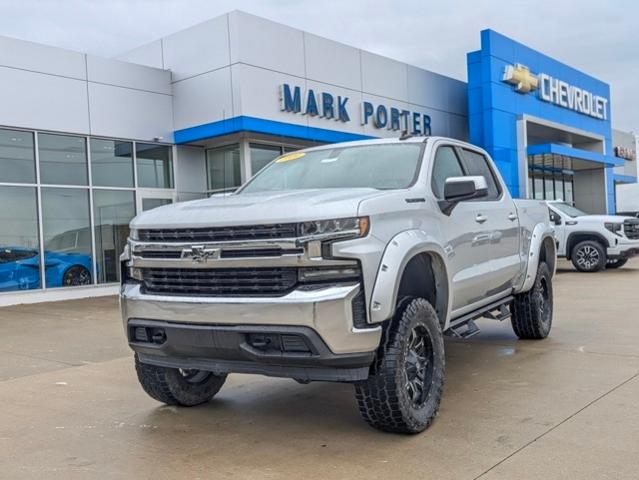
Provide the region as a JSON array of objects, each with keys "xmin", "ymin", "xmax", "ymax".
[{"xmin": 438, "ymin": 176, "xmax": 488, "ymax": 215}]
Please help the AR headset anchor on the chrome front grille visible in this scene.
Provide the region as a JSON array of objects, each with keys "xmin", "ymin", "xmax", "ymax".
[
  {"xmin": 138, "ymin": 224, "xmax": 298, "ymax": 243},
  {"xmin": 140, "ymin": 267, "xmax": 298, "ymax": 297},
  {"xmin": 624, "ymin": 221, "xmax": 639, "ymax": 240}
]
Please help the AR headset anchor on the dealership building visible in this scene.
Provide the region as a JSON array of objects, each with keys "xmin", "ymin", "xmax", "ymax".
[{"xmin": 0, "ymin": 10, "xmax": 636, "ymax": 305}]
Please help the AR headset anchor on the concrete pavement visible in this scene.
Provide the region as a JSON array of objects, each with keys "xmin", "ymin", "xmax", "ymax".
[{"xmin": 0, "ymin": 260, "xmax": 638, "ymax": 479}]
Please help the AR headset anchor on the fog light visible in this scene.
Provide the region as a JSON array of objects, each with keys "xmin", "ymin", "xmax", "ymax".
[{"xmin": 133, "ymin": 326, "xmax": 149, "ymax": 342}]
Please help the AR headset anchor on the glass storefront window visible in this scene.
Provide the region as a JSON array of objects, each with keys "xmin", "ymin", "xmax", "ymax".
[
  {"xmin": 0, "ymin": 129, "xmax": 35, "ymax": 184},
  {"xmin": 0, "ymin": 186, "xmax": 40, "ymax": 291},
  {"xmin": 93, "ymin": 190, "xmax": 135, "ymax": 283},
  {"xmin": 91, "ymin": 139, "xmax": 134, "ymax": 188},
  {"xmin": 565, "ymin": 180, "xmax": 574, "ymax": 204},
  {"xmin": 544, "ymin": 178, "xmax": 555, "ymax": 200},
  {"xmin": 142, "ymin": 198, "xmax": 173, "ymax": 211},
  {"xmin": 41, "ymin": 188, "xmax": 93, "ymax": 288},
  {"xmin": 250, "ymin": 144, "xmax": 281, "ymax": 176},
  {"xmin": 39, "ymin": 133, "xmax": 88, "ymax": 186},
  {"xmin": 533, "ymin": 176, "xmax": 544, "ymax": 200},
  {"xmin": 136, "ymin": 143, "xmax": 174, "ymax": 188},
  {"xmin": 206, "ymin": 145, "xmax": 241, "ymax": 192}
]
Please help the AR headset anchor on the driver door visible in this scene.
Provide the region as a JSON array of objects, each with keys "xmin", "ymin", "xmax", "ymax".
[{"xmin": 430, "ymin": 145, "xmax": 490, "ymax": 312}]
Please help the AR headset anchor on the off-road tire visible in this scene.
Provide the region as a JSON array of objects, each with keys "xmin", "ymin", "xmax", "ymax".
[
  {"xmin": 571, "ymin": 240, "xmax": 606, "ymax": 272},
  {"xmin": 135, "ymin": 354, "xmax": 226, "ymax": 406},
  {"xmin": 355, "ymin": 297, "xmax": 445, "ymax": 434},
  {"xmin": 511, "ymin": 262, "xmax": 553, "ymax": 339},
  {"xmin": 606, "ymin": 258, "xmax": 628, "ymax": 269}
]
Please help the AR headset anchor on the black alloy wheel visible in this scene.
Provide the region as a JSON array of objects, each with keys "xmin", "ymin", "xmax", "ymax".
[{"xmin": 63, "ymin": 266, "xmax": 92, "ymax": 286}]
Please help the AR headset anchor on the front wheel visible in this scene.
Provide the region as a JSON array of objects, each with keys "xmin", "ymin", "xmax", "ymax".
[
  {"xmin": 571, "ymin": 240, "xmax": 606, "ymax": 272},
  {"xmin": 135, "ymin": 354, "xmax": 226, "ymax": 406},
  {"xmin": 355, "ymin": 297, "xmax": 445, "ymax": 434},
  {"xmin": 606, "ymin": 258, "xmax": 628, "ymax": 269},
  {"xmin": 511, "ymin": 262, "xmax": 553, "ymax": 339}
]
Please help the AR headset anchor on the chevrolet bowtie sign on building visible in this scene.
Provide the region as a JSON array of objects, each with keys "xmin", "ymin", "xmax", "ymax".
[{"xmin": 503, "ymin": 63, "xmax": 608, "ymax": 120}]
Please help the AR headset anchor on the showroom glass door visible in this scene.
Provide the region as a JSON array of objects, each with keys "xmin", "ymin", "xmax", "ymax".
[{"xmin": 136, "ymin": 190, "xmax": 176, "ymax": 212}]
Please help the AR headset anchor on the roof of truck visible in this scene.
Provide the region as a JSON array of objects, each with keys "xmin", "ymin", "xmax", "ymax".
[{"xmin": 299, "ymin": 136, "xmax": 481, "ymax": 152}]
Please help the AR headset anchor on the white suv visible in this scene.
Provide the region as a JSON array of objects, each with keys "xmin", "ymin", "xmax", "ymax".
[{"xmin": 548, "ymin": 201, "xmax": 639, "ymax": 272}]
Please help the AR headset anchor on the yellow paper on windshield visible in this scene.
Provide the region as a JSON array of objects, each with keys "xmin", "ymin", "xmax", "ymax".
[{"xmin": 275, "ymin": 152, "xmax": 305, "ymax": 163}]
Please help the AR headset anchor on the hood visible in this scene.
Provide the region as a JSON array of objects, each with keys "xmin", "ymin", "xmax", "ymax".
[
  {"xmin": 131, "ymin": 188, "xmax": 386, "ymax": 229},
  {"xmin": 574, "ymin": 214, "xmax": 637, "ymax": 223}
]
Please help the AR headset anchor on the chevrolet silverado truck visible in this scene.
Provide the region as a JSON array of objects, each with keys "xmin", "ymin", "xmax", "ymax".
[
  {"xmin": 120, "ymin": 137, "xmax": 556, "ymax": 434},
  {"xmin": 547, "ymin": 200, "xmax": 639, "ymax": 272}
]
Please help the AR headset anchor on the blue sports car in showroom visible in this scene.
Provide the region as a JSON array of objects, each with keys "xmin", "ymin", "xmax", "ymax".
[{"xmin": 0, "ymin": 247, "xmax": 93, "ymax": 291}]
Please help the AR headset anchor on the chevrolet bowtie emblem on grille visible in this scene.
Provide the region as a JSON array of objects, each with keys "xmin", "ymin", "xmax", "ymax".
[
  {"xmin": 181, "ymin": 245, "xmax": 221, "ymax": 263},
  {"xmin": 502, "ymin": 63, "xmax": 538, "ymax": 93}
]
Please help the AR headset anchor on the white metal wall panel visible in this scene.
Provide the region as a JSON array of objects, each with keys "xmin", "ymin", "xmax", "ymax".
[
  {"xmin": 88, "ymin": 83, "xmax": 173, "ymax": 141},
  {"xmin": 162, "ymin": 15, "xmax": 231, "ymax": 82},
  {"xmin": 116, "ymin": 40, "xmax": 164, "ymax": 69},
  {"xmin": 305, "ymin": 80, "xmax": 365, "ymax": 136},
  {"xmin": 229, "ymin": 11, "xmax": 305, "ymax": 78},
  {"xmin": 174, "ymin": 145, "xmax": 207, "ymax": 198},
  {"xmin": 304, "ymin": 33, "xmax": 362, "ymax": 91},
  {"xmin": 87, "ymin": 55, "xmax": 171, "ymax": 95},
  {"xmin": 172, "ymin": 68, "xmax": 234, "ymax": 131},
  {"xmin": 0, "ymin": 35, "xmax": 86, "ymax": 80},
  {"xmin": 0, "ymin": 65, "xmax": 89, "ymax": 133},
  {"xmin": 361, "ymin": 51, "xmax": 408, "ymax": 101},
  {"xmin": 234, "ymin": 63, "xmax": 307, "ymax": 127}
]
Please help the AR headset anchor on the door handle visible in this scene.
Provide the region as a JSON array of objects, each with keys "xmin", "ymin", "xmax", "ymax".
[
  {"xmin": 475, "ymin": 214, "xmax": 487, "ymax": 224},
  {"xmin": 507, "ymin": 212, "xmax": 517, "ymax": 221}
]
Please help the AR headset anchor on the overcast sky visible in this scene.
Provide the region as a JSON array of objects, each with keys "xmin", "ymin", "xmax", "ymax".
[{"xmin": 0, "ymin": 0, "xmax": 636, "ymax": 132}]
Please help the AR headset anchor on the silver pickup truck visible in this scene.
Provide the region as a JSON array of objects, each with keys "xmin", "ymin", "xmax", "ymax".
[{"xmin": 120, "ymin": 137, "xmax": 556, "ymax": 434}]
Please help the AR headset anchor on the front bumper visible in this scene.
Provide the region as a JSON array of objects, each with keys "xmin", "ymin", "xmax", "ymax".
[
  {"xmin": 120, "ymin": 283, "xmax": 381, "ymax": 381},
  {"xmin": 607, "ymin": 239, "xmax": 639, "ymax": 259}
]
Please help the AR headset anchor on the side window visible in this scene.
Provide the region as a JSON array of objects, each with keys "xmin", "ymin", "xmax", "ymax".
[
  {"xmin": 460, "ymin": 149, "xmax": 501, "ymax": 200},
  {"xmin": 431, "ymin": 146, "xmax": 465, "ymax": 199}
]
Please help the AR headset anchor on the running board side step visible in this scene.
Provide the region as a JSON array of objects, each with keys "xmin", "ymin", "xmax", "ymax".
[{"xmin": 444, "ymin": 295, "xmax": 514, "ymax": 339}]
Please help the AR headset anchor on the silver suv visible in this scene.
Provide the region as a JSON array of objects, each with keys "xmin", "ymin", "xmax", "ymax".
[{"xmin": 121, "ymin": 137, "xmax": 556, "ymax": 434}]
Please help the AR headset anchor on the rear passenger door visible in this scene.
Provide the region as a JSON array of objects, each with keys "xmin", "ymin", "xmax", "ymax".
[
  {"xmin": 458, "ymin": 148, "xmax": 521, "ymax": 296},
  {"xmin": 430, "ymin": 145, "xmax": 488, "ymax": 312}
]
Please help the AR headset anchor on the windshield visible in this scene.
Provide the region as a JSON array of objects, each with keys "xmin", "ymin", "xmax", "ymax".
[
  {"xmin": 552, "ymin": 202, "xmax": 587, "ymax": 218},
  {"xmin": 239, "ymin": 143, "xmax": 423, "ymax": 194}
]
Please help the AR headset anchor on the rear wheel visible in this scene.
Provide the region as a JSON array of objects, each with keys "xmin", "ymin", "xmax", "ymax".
[
  {"xmin": 135, "ymin": 354, "xmax": 226, "ymax": 406},
  {"xmin": 355, "ymin": 297, "xmax": 445, "ymax": 434},
  {"xmin": 511, "ymin": 262, "xmax": 553, "ymax": 339},
  {"xmin": 62, "ymin": 266, "xmax": 91, "ymax": 286},
  {"xmin": 606, "ymin": 258, "xmax": 628, "ymax": 269},
  {"xmin": 571, "ymin": 240, "xmax": 606, "ymax": 272}
]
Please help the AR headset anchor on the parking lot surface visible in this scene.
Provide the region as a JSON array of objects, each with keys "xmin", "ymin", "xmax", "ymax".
[{"xmin": 1, "ymin": 260, "xmax": 638, "ymax": 479}]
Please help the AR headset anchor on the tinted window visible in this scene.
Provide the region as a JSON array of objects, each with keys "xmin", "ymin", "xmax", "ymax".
[
  {"xmin": 461, "ymin": 149, "xmax": 500, "ymax": 200},
  {"xmin": 206, "ymin": 145, "xmax": 241, "ymax": 192},
  {"xmin": 41, "ymin": 188, "xmax": 93, "ymax": 288},
  {"xmin": 0, "ymin": 186, "xmax": 40, "ymax": 291},
  {"xmin": 250, "ymin": 144, "xmax": 281, "ymax": 176},
  {"xmin": 91, "ymin": 139, "xmax": 134, "ymax": 188},
  {"xmin": 431, "ymin": 146, "xmax": 465, "ymax": 199},
  {"xmin": 0, "ymin": 129, "xmax": 35, "ymax": 183},
  {"xmin": 136, "ymin": 143, "xmax": 173, "ymax": 188},
  {"xmin": 93, "ymin": 190, "xmax": 135, "ymax": 283},
  {"xmin": 39, "ymin": 134, "xmax": 88, "ymax": 186}
]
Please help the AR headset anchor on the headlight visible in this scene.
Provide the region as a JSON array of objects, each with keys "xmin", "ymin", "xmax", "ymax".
[
  {"xmin": 297, "ymin": 217, "xmax": 369, "ymax": 240},
  {"xmin": 129, "ymin": 228, "xmax": 139, "ymax": 241},
  {"xmin": 604, "ymin": 222, "xmax": 623, "ymax": 236}
]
